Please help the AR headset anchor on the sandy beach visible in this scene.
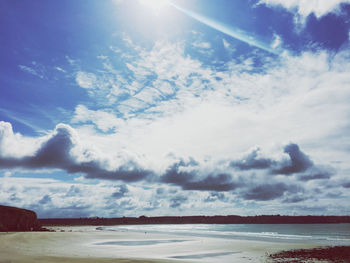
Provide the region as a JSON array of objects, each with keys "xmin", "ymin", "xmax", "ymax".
[{"xmin": 0, "ymin": 226, "xmax": 321, "ymax": 263}]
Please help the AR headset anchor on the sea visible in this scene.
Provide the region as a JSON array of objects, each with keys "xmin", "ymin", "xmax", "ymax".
[{"xmin": 99, "ymin": 223, "xmax": 350, "ymax": 246}]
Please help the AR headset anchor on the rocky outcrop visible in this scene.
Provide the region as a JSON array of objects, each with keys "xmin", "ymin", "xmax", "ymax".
[{"xmin": 0, "ymin": 205, "xmax": 42, "ymax": 231}]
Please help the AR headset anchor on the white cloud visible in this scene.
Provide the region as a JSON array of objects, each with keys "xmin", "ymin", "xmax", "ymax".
[
  {"xmin": 0, "ymin": 121, "xmax": 44, "ymax": 158},
  {"xmin": 6, "ymin": 38, "xmax": 350, "ymax": 215},
  {"xmin": 70, "ymin": 40, "xmax": 350, "ymax": 175},
  {"xmin": 271, "ymin": 34, "xmax": 282, "ymax": 49},
  {"xmin": 76, "ymin": 71, "xmax": 97, "ymax": 89},
  {"xmin": 72, "ymin": 105, "xmax": 124, "ymax": 132},
  {"xmin": 18, "ymin": 64, "xmax": 44, "ymax": 79},
  {"xmin": 259, "ymin": 0, "xmax": 350, "ymax": 18},
  {"xmin": 55, "ymin": 66, "xmax": 66, "ymax": 73},
  {"xmin": 192, "ymin": 41, "xmax": 211, "ymax": 49}
]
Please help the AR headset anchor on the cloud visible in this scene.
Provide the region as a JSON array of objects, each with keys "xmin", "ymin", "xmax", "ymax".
[
  {"xmin": 170, "ymin": 195, "xmax": 188, "ymax": 208},
  {"xmin": 297, "ymin": 167, "xmax": 334, "ymax": 181},
  {"xmin": 0, "ymin": 122, "xmax": 152, "ymax": 182},
  {"xmin": 282, "ymin": 195, "xmax": 308, "ymax": 203},
  {"xmin": 192, "ymin": 41, "xmax": 211, "ymax": 49},
  {"xmin": 72, "ymin": 105, "xmax": 124, "ymax": 132},
  {"xmin": 65, "ymin": 185, "xmax": 82, "ymax": 197},
  {"xmin": 259, "ymin": 0, "xmax": 350, "ymax": 19},
  {"xmin": 0, "ymin": 121, "xmax": 42, "ymax": 158},
  {"xmin": 230, "ymin": 147, "xmax": 275, "ymax": 170},
  {"xmin": 18, "ymin": 63, "xmax": 45, "ymax": 79},
  {"xmin": 342, "ymin": 182, "xmax": 350, "ymax": 188},
  {"xmin": 242, "ymin": 183, "xmax": 299, "ymax": 201},
  {"xmin": 70, "ymin": 41, "xmax": 350, "ymax": 174},
  {"xmin": 162, "ymin": 160, "xmax": 239, "ymax": 191},
  {"xmin": 204, "ymin": 192, "xmax": 227, "ymax": 202},
  {"xmin": 231, "ymin": 143, "xmax": 334, "ymax": 181},
  {"xmin": 39, "ymin": 195, "xmax": 52, "ymax": 205},
  {"xmin": 76, "ymin": 71, "xmax": 97, "ymax": 89},
  {"xmin": 272, "ymin": 143, "xmax": 313, "ymax": 175},
  {"xmin": 111, "ymin": 184, "xmax": 129, "ymax": 199},
  {"xmin": 3, "ymin": 36, "xmax": 350, "ymax": 216}
]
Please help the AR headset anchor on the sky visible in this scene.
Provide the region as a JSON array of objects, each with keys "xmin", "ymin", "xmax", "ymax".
[{"xmin": 0, "ymin": 0, "xmax": 350, "ymax": 218}]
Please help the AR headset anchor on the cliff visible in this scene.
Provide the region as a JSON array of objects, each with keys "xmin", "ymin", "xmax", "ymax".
[{"xmin": 0, "ymin": 205, "xmax": 42, "ymax": 231}]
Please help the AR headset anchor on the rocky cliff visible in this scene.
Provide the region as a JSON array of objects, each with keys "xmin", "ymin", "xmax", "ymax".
[{"xmin": 0, "ymin": 205, "xmax": 42, "ymax": 231}]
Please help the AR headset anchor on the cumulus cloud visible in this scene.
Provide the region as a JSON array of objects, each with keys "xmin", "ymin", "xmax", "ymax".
[
  {"xmin": 230, "ymin": 147, "xmax": 275, "ymax": 171},
  {"xmin": 3, "ymin": 36, "xmax": 350, "ymax": 216},
  {"xmin": 259, "ymin": 0, "xmax": 350, "ymax": 18},
  {"xmin": 204, "ymin": 192, "xmax": 227, "ymax": 202},
  {"xmin": 170, "ymin": 195, "xmax": 188, "ymax": 208},
  {"xmin": 297, "ymin": 167, "xmax": 334, "ymax": 181},
  {"xmin": 272, "ymin": 143, "xmax": 313, "ymax": 175},
  {"xmin": 242, "ymin": 183, "xmax": 301, "ymax": 201},
  {"xmin": 39, "ymin": 195, "xmax": 52, "ymax": 205},
  {"xmin": 342, "ymin": 182, "xmax": 350, "ymax": 188},
  {"xmin": 0, "ymin": 122, "xmax": 153, "ymax": 182},
  {"xmin": 231, "ymin": 143, "xmax": 335, "ymax": 181},
  {"xmin": 111, "ymin": 184, "xmax": 129, "ymax": 199},
  {"xmin": 162, "ymin": 160, "xmax": 239, "ymax": 191},
  {"xmin": 283, "ymin": 195, "xmax": 308, "ymax": 203}
]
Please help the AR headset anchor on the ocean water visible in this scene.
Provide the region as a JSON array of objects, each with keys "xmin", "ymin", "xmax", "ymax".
[{"xmin": 100, "ymin": 223, "xmax": 350, "ymax": 246}]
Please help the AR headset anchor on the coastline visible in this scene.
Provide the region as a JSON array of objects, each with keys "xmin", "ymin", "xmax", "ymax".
[{"xmin": 0, "ymin": 226, "xmax": 322, "ymax": 263}]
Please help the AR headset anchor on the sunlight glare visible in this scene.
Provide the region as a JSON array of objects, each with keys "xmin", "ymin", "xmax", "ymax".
[{"xmin": 139, "ymin": 0, "xmax": 169, "ymax": 13}]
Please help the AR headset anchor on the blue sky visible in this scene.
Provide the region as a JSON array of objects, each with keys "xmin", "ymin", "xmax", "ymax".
[{"xmin": 1, "ymin": 0, "xmax": 350, "ymax": 218}]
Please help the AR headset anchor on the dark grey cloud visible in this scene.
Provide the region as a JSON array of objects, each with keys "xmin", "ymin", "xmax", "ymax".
[
  {"xmin": 162, "ymin": 161, "xmax": 239, "ymax": 191},
  {"xmin": 342, "ymin": 182, "xmax": 350, "ymax": 188},
  {"xmin": 0, "ymin": 125, "xmax": 153, "ymax": 182},
  {"xmin": 297, "ymin": 167, "xmax": 334, "ymax": 181},
  {"xmin": 230, "ymin": 143, "xmax": 313, "ymax": 175},
  {"xmin": 170, "ymin": 195, "xmax": 188, "ymax": 208},
  {"xmin": 283, "ymin": 195, "xmax": 308, "ymax": 203},
  {"xmin": 242, "ymin": 183, "xmax": 300, "ymax": 201},
  {"xmin": 272, "ymin": 144, "xmax": 313, "ymax": 175},
  {"xmin": 231, "ymin": 143, "xmax": 333, "ymax": 181},
  {"xmin": 230, "ymin": 148, "xmax": 275, "ymax": 170},
  {"xmin": 111, "ymin": 184, "xmax": 129, "ymax": 199},
  {"xmin": 39, "ymin": 195, "xmax": 52, "ymax": 205},
  {"xmin": 0, "ymin": 123, "xmax": 336, "ymax": 200}
]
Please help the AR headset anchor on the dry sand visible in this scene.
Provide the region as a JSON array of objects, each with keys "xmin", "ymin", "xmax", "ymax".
[{"xmin": 0, "ymin": 226, "xmax": 320, "ymax": 263}]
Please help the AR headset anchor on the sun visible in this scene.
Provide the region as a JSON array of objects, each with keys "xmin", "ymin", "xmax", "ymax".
[{"xmin": 138, "ymin": 0, "xmax": 169, "ymax": 13}]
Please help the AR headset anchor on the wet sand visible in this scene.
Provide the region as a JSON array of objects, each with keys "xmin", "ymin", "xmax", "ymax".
[{"xmin": 0, "ymin": 226, "xmax": 320, "ymax": 263}]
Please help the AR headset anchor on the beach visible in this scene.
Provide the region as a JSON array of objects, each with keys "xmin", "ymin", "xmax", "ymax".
[{"xmin": 0, "ymin": 226, "xmax": 322, "ymax": 263}]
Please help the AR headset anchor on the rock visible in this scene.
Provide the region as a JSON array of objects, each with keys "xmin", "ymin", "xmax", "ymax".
[{"xmin": 0, "ymin": 205, "xmax": 42, "ymax": 232}]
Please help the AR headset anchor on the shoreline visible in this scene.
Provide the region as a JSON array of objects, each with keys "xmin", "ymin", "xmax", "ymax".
[
  {"xmin": 38, "ymin": 215, "xmax": 350, "ymax": 226},
  {"xmin": 0, "ymin": 225, "xmax": 326, "ymax": 263}
]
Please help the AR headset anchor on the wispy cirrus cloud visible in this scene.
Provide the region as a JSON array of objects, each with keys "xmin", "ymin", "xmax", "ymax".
[
  {"xmin": 70, "ymin": 39, "xmax": 350, "ymax": 174},
  {"xmin": 18, "ymin": 63, "xmax": 45, "ymax": 79}
]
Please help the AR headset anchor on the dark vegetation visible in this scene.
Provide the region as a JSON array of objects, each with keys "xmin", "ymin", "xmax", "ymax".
[
  {"xmin": 39, "ymin": 215, "xmax": 350, "ymax": 226},
  {"xmin": 268, "ymin": 246, "xmax": 350, "ymax": 263},
  {"xmin": 0, "ymin": 205, "xmax": 43, "ymax": 231}
]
